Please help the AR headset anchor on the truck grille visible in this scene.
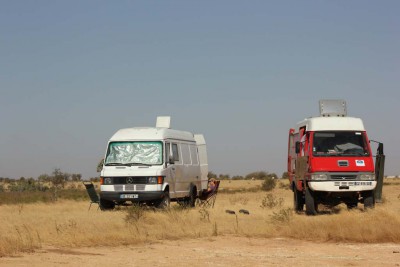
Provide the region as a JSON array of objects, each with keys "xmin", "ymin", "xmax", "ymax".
[{"xmin": 331, "ymin": 175, "xmax": 357, "ymax": 180}]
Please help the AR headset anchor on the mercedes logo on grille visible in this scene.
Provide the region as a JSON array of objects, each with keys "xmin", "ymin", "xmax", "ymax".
[{"xmin": 126, "ymin": 177, "xmax": 134, "ymax": 184}]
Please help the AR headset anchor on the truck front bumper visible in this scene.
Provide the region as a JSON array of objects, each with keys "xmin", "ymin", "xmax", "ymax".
[{"xmin": 308, "ymin": 181, "xmax": 376, "ymax": 192}]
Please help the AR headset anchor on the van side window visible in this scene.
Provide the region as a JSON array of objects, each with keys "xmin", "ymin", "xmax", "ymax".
[
  {"xmin": 181, "ymin": 144, "xmax": 191, "ymax": 165},
  {"xmin": 189, "ymin": 145, "xmax": 199, "ymax": 165},
  {"xmin": 172, "ymin": 143, "xmax": 180, "ymax": 162}
]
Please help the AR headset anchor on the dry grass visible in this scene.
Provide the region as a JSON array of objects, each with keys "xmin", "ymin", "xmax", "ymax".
[{"xmin": 1, "ymin": 178, "xmax": 400, "ymax": 257}]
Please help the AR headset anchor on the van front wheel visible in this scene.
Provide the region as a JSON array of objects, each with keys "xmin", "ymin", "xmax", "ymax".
[
  {"xmin": 100, "ymin": 198, "xmax": 115, "ymax": 211},
  {"xmin": 157, "ymin": 191, "xmax": 170, "ymax": 209}
]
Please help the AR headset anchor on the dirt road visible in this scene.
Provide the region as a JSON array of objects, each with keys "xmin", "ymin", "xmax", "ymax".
[{"xmin": 1, "ymin": 237, "xmax": 399, "ymax": 267}]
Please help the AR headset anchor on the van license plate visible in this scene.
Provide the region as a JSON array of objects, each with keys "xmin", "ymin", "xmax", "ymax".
[{"xmin": 121, "ymin": 194, "xmax": 138, "ymax": 199}]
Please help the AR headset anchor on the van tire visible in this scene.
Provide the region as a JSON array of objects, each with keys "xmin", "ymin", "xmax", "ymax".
[
  {"xmin": 188, "ymin": 187, "xmax": 197, "ymax": 207},
  {"xmin": 100, "ymin": 198, "xmax": 115, "ymax": 211},
  {"xmin": 157, "ymin": 191, "xmax": 170, "ymax": 209},
  {"xmin": 182, "ymin": 186, "xmax": 197, "ymax": 208},
  {"xmin": 305, "ymin": 187, "xmax": 317, "ymax": 216}
]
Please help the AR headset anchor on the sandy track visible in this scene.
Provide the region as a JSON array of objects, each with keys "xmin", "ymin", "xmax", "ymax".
[{"xmin": 1, "ymin": 237, "xmax": 400, "ymax": 267}]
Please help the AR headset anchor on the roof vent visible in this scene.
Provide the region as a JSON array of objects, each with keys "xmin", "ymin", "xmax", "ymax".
[
  {"xmin": 319, "ymin": 99, "xmax": 347, "ymax": 117},
  {"xmin": 156, "ymin": 116, "xmax": 171, "ymax": 128}
]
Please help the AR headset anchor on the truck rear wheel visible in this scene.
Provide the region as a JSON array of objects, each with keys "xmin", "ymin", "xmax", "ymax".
[
  {"xmin": 294, "ymin": 188, "xmax": 304, "ymax": 212},
  {"xmin": 305, "ymin": 187, "xmax": 317, "ymax": 216}
]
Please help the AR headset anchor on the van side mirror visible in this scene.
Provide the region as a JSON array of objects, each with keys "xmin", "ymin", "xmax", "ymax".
[
  {"xmin": 295, "ymin": 141, "xmax": 301, "ymax": 154},
  {"xmin": 97, "ymin": 158, "xmax": 104, "ymax": 172}
]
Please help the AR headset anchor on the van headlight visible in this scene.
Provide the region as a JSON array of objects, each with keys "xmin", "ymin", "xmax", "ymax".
[
  {"xmin": 311, "ymin": 174, "xmax": 328, "ymax": 180},
  {"xmin": 360, "ymin": 173, "xmax": 375, "ymax": 181},
  {"xmin": 104, "ymin": 177, "xmax": 113, "ymax": 184},
  {"xmin": 148, "ymin": 177, "xmax": 158, "ymax": 184}
]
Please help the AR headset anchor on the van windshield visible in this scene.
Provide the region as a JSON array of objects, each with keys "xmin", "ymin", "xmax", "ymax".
[
  {"xmin": 312, "ymin": 131, "xmax": 369, "ymax": 156},
  {"xmin": 105, "ymin": 141, "xmax": 163, "ymax": 165}
]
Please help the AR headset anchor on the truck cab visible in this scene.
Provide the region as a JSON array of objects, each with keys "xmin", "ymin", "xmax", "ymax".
[{"xmin": 288, "ymin": 100, "xmax": 377, "ymax": 215}]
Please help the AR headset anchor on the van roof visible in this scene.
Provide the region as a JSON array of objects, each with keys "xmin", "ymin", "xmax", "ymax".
[
  {"xmin": 109, "ymin": 127, "xmax": 196, "ymax": 142},
  {"xmin": 296, "ymin": 116, "xmax": 366, "ymax": 132}
]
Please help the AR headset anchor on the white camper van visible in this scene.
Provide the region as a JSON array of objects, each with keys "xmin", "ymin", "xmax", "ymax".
[{"xmin": 99, "ymin": 116, "xmax": 208, "ymax": 210}]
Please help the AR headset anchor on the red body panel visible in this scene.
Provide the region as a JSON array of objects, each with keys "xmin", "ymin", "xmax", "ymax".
[{"xmin": 309, "ymin": 157, "xmax": 374, "ymax": 173}]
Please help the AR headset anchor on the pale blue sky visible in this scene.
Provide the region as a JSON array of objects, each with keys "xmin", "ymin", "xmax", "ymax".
[{"xmin": 1, "ymin": 1, "xmax": 399, "ymax": 179}]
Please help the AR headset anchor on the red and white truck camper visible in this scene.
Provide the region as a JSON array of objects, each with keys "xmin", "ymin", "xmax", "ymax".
[{"xmin": 287, "ymin": 100, "xmax": 383, "ymax": 215}]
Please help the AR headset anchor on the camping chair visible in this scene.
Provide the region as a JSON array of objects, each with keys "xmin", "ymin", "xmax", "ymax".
[
  {"xmin": 83, "ymin": 181, "xmax": 100, "ymax": 210},
  {"xmin": 197, "ymin": 180, "xmax": 220, "ymax": 208}
]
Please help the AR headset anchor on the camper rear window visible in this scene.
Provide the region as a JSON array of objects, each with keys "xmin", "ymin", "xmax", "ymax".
[{"xmin": 105, "ymin": 141, "xmax": 163, "ymax": 165}]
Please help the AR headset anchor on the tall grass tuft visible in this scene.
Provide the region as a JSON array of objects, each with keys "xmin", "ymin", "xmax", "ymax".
[{"xmin": 260, "ymin": 193, "xmax": 283, "ymax": 209}]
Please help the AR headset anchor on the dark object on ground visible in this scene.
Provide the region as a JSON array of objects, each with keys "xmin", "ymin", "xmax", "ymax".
[
  {"xmin": 239, "ymin": 209, "xmax": 250, "ymax": 215},
  {"xmin": 225, "ymin": 210, "xmax": 236, "ymax": 214}
]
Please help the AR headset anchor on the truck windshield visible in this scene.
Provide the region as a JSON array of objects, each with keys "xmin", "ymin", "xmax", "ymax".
[
  {"xmin": 105, "ymin": 141, "xmax": 163, "ymax": 165},
  {"xmin": 312, "ymin": 131, "xmax": 369, "ymax": 156}
]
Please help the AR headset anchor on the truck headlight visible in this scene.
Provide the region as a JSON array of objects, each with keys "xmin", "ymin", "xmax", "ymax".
[
  {"xmin": 360, "ymin": 174, "xmax": 375, "ymax": 181},
  {"xmin": 311, "ymin": 174, "xmax": 328, "ymax": 180}
]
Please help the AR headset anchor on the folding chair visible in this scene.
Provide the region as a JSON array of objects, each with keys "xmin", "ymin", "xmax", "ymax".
[
  {"xmin": 83, "ymin": 181, "xmax": 100, "ymax": 210},
  {"xmin": 198, "ymin": 180, "xmax": 220, "ymax": 208}
]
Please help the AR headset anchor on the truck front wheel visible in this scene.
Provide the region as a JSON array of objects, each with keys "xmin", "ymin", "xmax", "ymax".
[
  {"xmin": 363, "ymin": 190, "xmax": 375, "ymax": 210},
  {"xmin": 305, "ymin": 187, "xmax": 317, "ymax": 216},
  {"xmin": 294, "ymin": 188, "xmax": 304, "ymax": 212}
]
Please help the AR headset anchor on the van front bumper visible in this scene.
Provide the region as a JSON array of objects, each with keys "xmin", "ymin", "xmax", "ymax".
[{"xmin": 100, "ymin": 191, "xmax": 165, "ymax": 202}]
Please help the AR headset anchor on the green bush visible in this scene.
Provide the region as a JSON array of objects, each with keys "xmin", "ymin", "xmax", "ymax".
[{"xmin": 261, "ymin": 177, "xmax": 276, "ymax": 191}]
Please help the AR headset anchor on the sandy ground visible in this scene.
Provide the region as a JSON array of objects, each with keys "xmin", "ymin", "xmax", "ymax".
[{"xmin": 1, "ymin": 237, "xmax": 400, "ymax": 267}]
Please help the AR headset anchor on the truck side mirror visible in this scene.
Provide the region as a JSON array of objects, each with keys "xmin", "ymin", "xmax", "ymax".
[
  {"xmin": 377, "ymin": 143, "xmax": 384, "ymax": 155},
  {"xmin": 295, "ymin": 141, "xmax": 301, "ymax": 154}
]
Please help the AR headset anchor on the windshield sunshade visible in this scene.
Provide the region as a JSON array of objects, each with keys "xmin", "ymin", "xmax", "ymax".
[{"xmin": 105, "ymin": 141, "xmax": 163, "ymax": 165}]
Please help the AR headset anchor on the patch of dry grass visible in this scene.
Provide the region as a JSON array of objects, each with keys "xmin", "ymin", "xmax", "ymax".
[{"xmin": 1, "ymin": 178, "xmax": 400, "ymax": 257}]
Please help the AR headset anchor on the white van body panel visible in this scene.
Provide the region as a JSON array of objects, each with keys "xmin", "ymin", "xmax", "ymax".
[
  {"xmin": 100, "ymin": 117, "xmax": 208, "ymax": 204},
  {"xmin": 195, "ymin": 134, "xmax": 209, "ymax": 190}
]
